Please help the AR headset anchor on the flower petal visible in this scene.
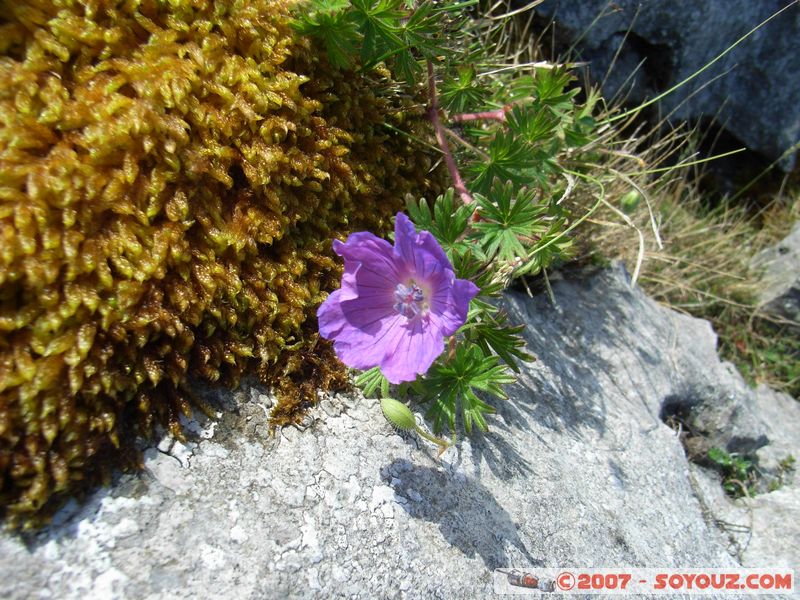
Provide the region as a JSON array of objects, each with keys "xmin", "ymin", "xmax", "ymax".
[
  {"xmin": 333, "ymin": 312, "xmax": 404, "ymax": 371},
  {"xmin": 334, "ymin": 232, "xmax": 401, "ymax": 288},
  {"xmin": 317, "ymin": 289, "xmax": 348, "ymax": 340},
  {"xmin": 429, "ymin": 276, "xmax": 479, "ymax": 337},
  {"xmin": 393, "ymin": 213, "xmax": 451, "ymax": 278},
  {"xmin": 379, "ymin": 316, "xmax": 445, "ymax": 384},
  {"xmin": 341, "ymin": 296, "xmax": 396, "ymax": 331}
]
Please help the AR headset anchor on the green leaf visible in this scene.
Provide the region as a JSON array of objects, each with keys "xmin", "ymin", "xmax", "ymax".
[
  {"xmin": 421, "ymin": 343, "xmax": 513, "ymax": 434},
  {"xmin": 405, "ymin": 192, "xmax": 436, "ymax": 231},
  {"xmin": 317, "ymin": 0, "xmax": 352, "ymax": 10},
  {"xmin": 464, "ymin": 310, "xmax": 534, "ymax": 372},
  {"xmin": 707, "ymin": 447, "xmax": 731, "ymax": 466},
  {"xmin": 534, "ymin": 67, "xmax": 578, "ymax": 112},
  {"xmin": 439, "ymin": 65, "xmax": 488, "ymax": 113},
  {"xmin": 467, "ymin": 131, "xmax": 532, "ymax": 195},
  {"xmin": 564, "ymin": 117, "xmax": 596, "ymax": 147},
  {"xmin": 516, "ymin": 217, "xmax": 573, "ymax": 277},
  {"xmin": 448, "ymin": 247, "xmax": 502, "ymax": 294},
  {"xmin": 292, "ymin": 0, "xmax": 360, "ymax": 70},
  {"xmin": 471, "ymin": 180, "xmax": 547, "ymax": 264},
  {"xmin": 350, "ymin": 0, "xmax": 406, "ymax": 66},
  {"xmin": 406, "ymin": 189, "xmax": 474, "ymax": 257},
  {"xmin": 506, "ymin": 105, "xmax": 560, "ymax": 145},
  {"xmin": 399, "ymin": 1, "xmax": 445, "ymax": 60},
  {"xmin": 355, "ymin": 366, "xmax": 390, "ymax": 397},
  {"xmin": 424, "ymin": 387, "xmax": 458, "ymax": 433},
  {"xmin": 505, "ymin": 75, "xmax": 536, "ymax": 101}
]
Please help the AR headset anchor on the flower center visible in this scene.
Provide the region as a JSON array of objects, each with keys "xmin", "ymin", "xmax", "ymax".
[{"xmin": 393, "ymin": 281, "xmax": 427, "ymax": 319}]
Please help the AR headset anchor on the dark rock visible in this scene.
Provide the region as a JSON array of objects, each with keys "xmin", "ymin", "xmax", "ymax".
[
  {"xmin": 1, "ymin": 264, "xmax": 798, "ymax": 598},
  {"xmin": 752, "ymin": 222, "xmax": 800, "ymax": 326},
  {"xmin": 530, "ymin": 0, "xmax": 800, "ymax": 171}
]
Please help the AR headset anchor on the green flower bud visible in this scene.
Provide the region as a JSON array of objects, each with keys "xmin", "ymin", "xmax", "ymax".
[
  {"xmin": 620, "ymin": 189, "xmax": 642, "ymax": 214},
  {"xmin": 380, "ymin": 398, "xmax": 417, "ymax": 431},
  {"xmin": 380, "ymin": 397, "xmax": 451, "ymax": 456}
]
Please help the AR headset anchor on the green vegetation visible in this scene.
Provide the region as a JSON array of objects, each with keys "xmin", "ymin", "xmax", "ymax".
[
  {"xmin": 707, "ymin": 447, "xmax": 796, "ymax": 498},
  {"xmin": 707, "ymin": 447, "xmax": 759, "ymax": 498},
  {"xmin": 300, "ymin": 0, "xmax": 608, "ymax": 435}
]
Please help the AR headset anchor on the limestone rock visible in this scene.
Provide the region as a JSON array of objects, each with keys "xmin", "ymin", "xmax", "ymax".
[
  {"xmin": 752, "ymin": 222, "xmax": 800, "ymax": 326},
  {"xmin": 688, "ymin": 383, "xmax": 800, "ymax": 572},
  {"xmin": 1, "ymin": 265, "xmax": 797, "ymax": 599}
]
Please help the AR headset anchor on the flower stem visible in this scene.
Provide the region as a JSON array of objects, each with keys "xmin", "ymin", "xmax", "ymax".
[
  {"xmin": 426, "ymin": 60, "xmax": 473, "ymax": 206},
  {"xmin": 450, "ymin": 106, "xmax": 510, "ymax": 123},
  {"xmin": 444, "ymin": 127, "xmax": 489, "ymax": 160},
  {"xmin": 414, "ymin": 424, "xmax": 450, "ymax": 454}
]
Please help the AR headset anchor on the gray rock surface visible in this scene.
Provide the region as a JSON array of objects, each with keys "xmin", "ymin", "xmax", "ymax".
[
  {"xmin": 1, "ymin": 264, "xmax": 798, "ymax": 599},
  {"xmin": 530, "ymin": 0, "xmax": 800, "ymax": 170},
  {"xmin": 689, "ymin": 384, "xmax": 800, "ymax": 570},
  {"xmin": 752, "ymin": 222, "xmax": 800, "ymax": 326}
]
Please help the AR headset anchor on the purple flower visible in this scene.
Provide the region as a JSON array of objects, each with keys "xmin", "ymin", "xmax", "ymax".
[{"xmin": 317, "ymin": 212, "xmax": 479, "ymax": 384}]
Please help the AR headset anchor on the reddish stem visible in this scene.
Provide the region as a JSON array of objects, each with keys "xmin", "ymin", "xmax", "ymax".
[
  {"xmin": 426, "ymin": 61, "xmax": 473, "ymax": 206},
  {"xmin": 450, "ymin": 106, "xmax": 510, "ymax": 123},
  {"xmin": 447, "ymin": 336, "xmax": 456, "ymax": 362}
]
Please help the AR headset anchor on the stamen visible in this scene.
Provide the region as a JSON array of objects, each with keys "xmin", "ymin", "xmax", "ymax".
[{"xmin": 394, "ymin": 282, "xmax": 426, "ymax": 319}]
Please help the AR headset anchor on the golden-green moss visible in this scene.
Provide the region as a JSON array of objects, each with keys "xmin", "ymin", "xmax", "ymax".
[
  {"xmin": 263, "ymin": 334, "xmax": 350, "ymax": 430},
  {"xmin": 0, "ymin": 0, "xmax": 439, "ymax": 526}
]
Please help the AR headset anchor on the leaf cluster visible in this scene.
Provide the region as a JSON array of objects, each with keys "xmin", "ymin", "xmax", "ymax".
[
  {"xmin": 416, "ymin": 343, "xmax": 513, "ymax": 434},
  {"xmin": 707, "ymin": 447, "xmax": 759, "ymax": 498},
  {"xmin": 293, "ymin": 0, "xmax": 473, "ymax": 82},
  {"xmin": 438, "ymin": 65, "xmax": 489, "ymax": 113},
  {"xmin": 445, "ymin": 68, "xmax": 597, "ymax": 280},
  {"xmin": 465, "ymin": 68, "xmax": 597, "ymax": 196}
]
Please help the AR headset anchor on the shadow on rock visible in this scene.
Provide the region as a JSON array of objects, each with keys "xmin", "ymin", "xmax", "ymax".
[
  {"xmin": 384, "ymin": 458, "xmax": 541, "ymax": 570},
  {"xmin": 12, "ymin": 470, "xmax": 143, "ymax": 551},
  {"xmin": 462, "ymin": 425, "xmax": 535, "ymax": 482},
  {"xmin": 498, "ymin": 265, "xmax": 653, "ymax": 440},
  {"xmin": 444, "ymin": 267, "xmax": 633, "ymax": 484}
]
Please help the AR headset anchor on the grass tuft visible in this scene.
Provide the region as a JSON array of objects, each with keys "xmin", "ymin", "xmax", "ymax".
[
  {"xmin": 498, "ymin": 0, "xmax": 800, "ymax": 399},
  {"xmin": 572, "ymin": 129, "xmax": 800, "ymax": 397}
]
